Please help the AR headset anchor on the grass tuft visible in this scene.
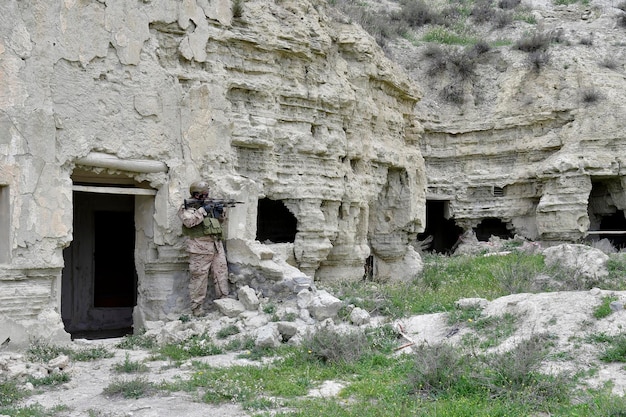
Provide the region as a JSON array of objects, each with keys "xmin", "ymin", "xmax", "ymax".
[{"xmin": 103, "ymin": 377, "xmax": 156, "ymax": 399}]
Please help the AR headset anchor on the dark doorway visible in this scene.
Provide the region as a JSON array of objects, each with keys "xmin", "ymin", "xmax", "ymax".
[
  {"xmin": 587, "ymin": 180, "xmax": 626, "ymax": 249},
  {"xmin": 474, "ymin": 218, "xmax": 514, "ymax": 242},
  {"xmin": 596, "ymin": 211, "xmax": 626, "ymax": 249},
  {"xmin": 93, "ymin": 211, "xmax": 137, "ymax": 308},
  {"xmin": 62, "ymin": 192, "xmax": 137, "ymax": 339},
  {"xmin": 256, "ymin": 198, "xmax": 297, "ymax": 243},
  {"xmin": 417, "ymin": 200, "xmax": 463, "ymax": 253}
]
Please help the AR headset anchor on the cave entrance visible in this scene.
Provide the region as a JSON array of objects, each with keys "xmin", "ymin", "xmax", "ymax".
[
  {"xmin": 587, "ymin": 179, "xmax": 626, "ymax": 249},
  {"xmin": 417, "ymin": 200, "xmax": 463, "ymax": 253},
  {"xmin": 474, "ymin": 218, "xmax": 514, "ymax": 242},
  {"xmin": 62, "ymin": 171, "xmax": 156, "ymax": 339},
  {"xmin": 256, "ymin": 198, "xmax": 297, "ymax": 243}
]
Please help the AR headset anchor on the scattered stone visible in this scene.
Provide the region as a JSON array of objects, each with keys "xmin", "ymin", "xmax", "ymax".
[
  {"xmin": 255, "ymin": 324, "xmax": 281, "ymax": 348},
  {"xmin": 543, "ymin": 244, "xmax": 609, "ymax": 280},
  {"xmin": 276, "ymin": 322, "xmax": 298, "ymax": 341},
  {"xmin": 214, "ymin": 298, "xmax": 246, "ymax": 318},
  {"xmin": 300, "ymin": 290, "xmax": 342, "ymax": 320},
  {"xmin": 238, "ymin": 286, "xmax": 260, "ymax": 311},
  {"xmin": 455, "ymin": 298, "xmax": 489, "ymax": 310},
  {"xmin": 307, "ymin": 380, "xmax": 345, "ymax": 398},
  {"xmin": 349, "ymin": 307, "xmax": 370, "ymax": 326},
  {"xmin": 47, "ymin": 354, "xmax": 70, "ymax": 371}
]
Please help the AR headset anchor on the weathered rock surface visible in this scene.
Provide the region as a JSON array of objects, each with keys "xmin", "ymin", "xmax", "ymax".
[
  {"xmin": 386, "ymin": 0, "xmax": 626, "ymax": 245},
  {"xmin": 0, "ymin": 0, "xmax": 425, "ymax": 343}
]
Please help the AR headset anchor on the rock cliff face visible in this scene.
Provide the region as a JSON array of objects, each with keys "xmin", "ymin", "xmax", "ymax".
[
  {"xmin": 387, "ymin": 0, "xmax": 626, "ymax": 249},
  {"xmin": 0, "ymin": 0, "xmax": 425, "ymax": 343}
]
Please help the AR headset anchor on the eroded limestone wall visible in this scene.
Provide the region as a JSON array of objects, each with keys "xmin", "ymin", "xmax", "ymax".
[
  {"xmin": 397, "ymin": 2, "xmax": 626, "ymax": 244},
  {"xmin": 0, "ymin": 0, "xmax": 425, "ymax": 343}
]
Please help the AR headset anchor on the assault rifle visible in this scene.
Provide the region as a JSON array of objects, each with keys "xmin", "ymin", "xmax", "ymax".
[{"xmin": 183, "ymin": 198, "xmax": 244, "ymax": 211}]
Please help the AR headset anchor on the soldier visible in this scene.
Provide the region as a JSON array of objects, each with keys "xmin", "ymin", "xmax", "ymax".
[{"xmin": 178, "ymin": 180, "xmax": 230, "ymax": 317}]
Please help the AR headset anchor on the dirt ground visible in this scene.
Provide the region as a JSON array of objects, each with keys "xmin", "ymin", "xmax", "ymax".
[
  {"xmin": 18, "ymin": 346, "xmax": 262, "ymax": 417},
  {"xmin": 6, "ymin": 288, "xmax": 626, "ymax": 416}
]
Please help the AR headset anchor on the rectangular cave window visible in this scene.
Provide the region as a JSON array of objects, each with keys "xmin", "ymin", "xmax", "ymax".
[
  {"xmin": 256, "ymin": 198, "xmax": 297, "ymax": 243},
  {"xmin": 417, "ymin": 200, "xmax": 463, "ymax": 254},
  {"xmin": 0, "ymin": 185, "xmax": 9, "ymax": 263},
  {"xmin": 493, "ymin": 186, "xmax": 505, "ymax": 197}
]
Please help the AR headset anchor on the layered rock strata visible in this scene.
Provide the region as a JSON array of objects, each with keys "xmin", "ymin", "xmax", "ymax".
[
  {"xmin": 392, "ymin": 0, "xmax": 626, "ymax": 246},
  {"xmin": 0, "ymin": 0, "xmax": 425, "ymax": 344}
]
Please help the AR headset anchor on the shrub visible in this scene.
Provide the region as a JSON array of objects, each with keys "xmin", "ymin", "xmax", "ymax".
[
  {"xmin": 408, "ymin": 343, "xmax": 470, "ymax": 398},
  {"xmin": 449, "ymin": 51, "xmax": 477, "ymax": 80},
  {"xmin": 232, "ymin": 0, "xmax": 244, "ymax": 19},
  {"xmin": 514, "ymin": 31, "xmax": 552, "ymax": 52},
  {"xmin": 72, "ymin": 346, "xmax": 114, "ymax": 361},
  {"xmin": 475, "ymin": 334, "xmax": 572, "ymax": 405},
  {"xmin": 527, "ymin": 50, "xmax": 551, "ymax": 71},
  {"xmin": 401, "ymin": 0, "xmax": 436, "ymax": 28},
  {"xmin": 103, "ymin": 377, "xmax": 156, "ymax": 399},
  {"xmin": 439, "ymin": 4, "xmax": 466, "ymax": 28},
  {"xmin": 499, "ymin": 0, "xmax": 521, "ymax": 9},
  {"xmin": 304, "ymin": 326, "xmax": 369, "ymax": 364},
  {"xmin": 216, "ymin": 325, "xmax": 241, "ymax": 339},
  {"xmin": 618, "ymin": 13, "xmax": 626, "ymax": 28},
  {"xmin": 424, "ymin": 45, "xmax": 448, "ymax": 76},
  {"xmin": 471, "ymin": 0, "xmax": 497, "ymax": 24},
  {"xmin": 579, "ymin": 36, "xmax": 593, "ymax": 46},
  {"xmin": 599, "ymin": 56, "xmax": 620, "ymax": 70},
  {"xmin": 581, "ymin": 87, "xmax": 602, "ymax": 105},
  {"xmin": 494, "ymin": 10, "xmax": 514, "ymax": 28},
  {"xmin": 113, "ymin": 354, "xmax": 149, "ymax": 373},
  {"xmin": 441, "ymin": 83, "xmax": 465, "ymax": 104},
  {"xmin": 491, "ymin": 251, "xmax": 544, "ymax": 294},
  {"xmin": 472, "ymin": 40, "xmax": 492, "ymax": 55}
]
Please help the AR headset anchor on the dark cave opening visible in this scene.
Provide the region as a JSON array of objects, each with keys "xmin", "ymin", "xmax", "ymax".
[{"xmin": 256, "ymin": 198, "xmax": 298, "ymax": 243}]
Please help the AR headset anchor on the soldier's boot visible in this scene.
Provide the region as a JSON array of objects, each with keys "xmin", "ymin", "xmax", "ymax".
[
  {"xmin": 191, "ymin": 303, "xmax": 204, "ymax": 317},
  {"xmin": 214, "ymin": 276, "xmax": 229, "ymax": 299}
]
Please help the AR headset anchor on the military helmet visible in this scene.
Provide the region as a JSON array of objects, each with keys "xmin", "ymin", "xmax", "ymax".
[{"xmin": 189, "ymin": 180, "xmax": 210, "ymax": 195}]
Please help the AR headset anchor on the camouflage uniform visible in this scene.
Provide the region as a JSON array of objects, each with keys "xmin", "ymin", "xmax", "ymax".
[{"xmin": 178, "ymin": 204, "xmax": 229, "ymax": 315}]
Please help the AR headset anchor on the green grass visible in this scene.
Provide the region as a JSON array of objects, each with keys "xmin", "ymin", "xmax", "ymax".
[
  {"xmin": 115, "ymin": 333, "xmax": 157, "ymax": 350},
  {"xmin": 103, "ymin": 377, "xmax": 156, "ymax": 399},
  {"xmin": 10, "ymin": 250, "xmax": 626, "ymax": 416},
  {"xmin": 590, "ymin": 333, "xmax": 626, "ymax": 363},
  {"xmin": 216, "ymin": 324, "xmax": 241, "ymax": 339},
  {"xmin": 27, "ymin": 341, "xmax": 113, "ymax": 362},
  {"xmin": 157, "ymin": 332, "xmax": 223, "ymax": 361},
  {"xmin": 27, "ymin": 373, "xmax": 70, "ymax": 387},
  {"xmin": 154, "ymin": 326, "xmax": 625, "ymax": 417},
  {"xmin": 0, "ymin": 380, "xmax": 25, "ymax": 406},
  {"xmin": 328, "ymin": 253, "xmax": 546, "ymax": 319},
  {"xmin": 112, "ymin": 353, "xmax": 149, "ymax": 373},
  {"xmin": 0, "ymin": 404, "xmax": 69, "ymax": 417},
  {"xmin": 593, "ymin": 295, "xmax": 619, "ymax": 319},
  {"xmin": 422, "ymin": 27, "xmax": 477, "ymax": 45}
]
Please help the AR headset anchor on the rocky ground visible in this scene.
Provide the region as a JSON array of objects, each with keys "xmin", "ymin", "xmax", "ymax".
[{"xmin": 3, "ymin": 282, "xmax": 626, "ymax": 416}]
